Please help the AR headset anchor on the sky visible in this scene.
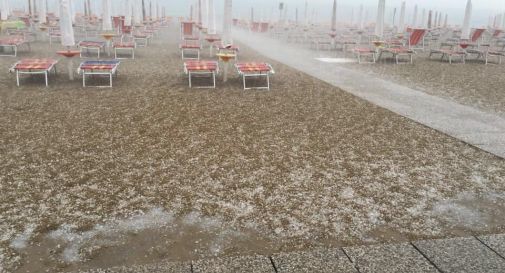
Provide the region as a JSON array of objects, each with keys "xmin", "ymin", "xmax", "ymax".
[{"xmin": 6, "ymin": 0, "xmax": 505, "ymax": 27}]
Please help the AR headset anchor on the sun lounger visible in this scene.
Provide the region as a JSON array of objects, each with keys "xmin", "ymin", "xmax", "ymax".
[
  {"xmin": 78, "ymin": 60, "xmax": 120, "ymax": 87},
  {"xmin": 48, "ymin": 29, "xmax": 61, "ymax": 46},
  {"xmin": 78, "ymin": 40, "xmax": 106, "ymax": 58},
  {"xmin": 0, "ymin": 36, "xmax": 30, "ymax": 57},
  {"xmin": 353, "ymin": 48, "xmax": 377, "ymax": 64},
  {"xmin": 9, "ymin": 58, "xmax": 58, "ymax": 86},
  {"xmin": 429, "ymin": 43, "xmax": 466, "ymax": 64},
  {"xmin": 379, "ymin": 29, "xmax": 426, "ymax": 64},
  {"xmin": 184, "ymin": 60, "xmax": 219, "ymax": 88},
  {"xmin": 484, "ymin": 44, "xmax": 505, "ymax": 64},
  {"xmin": 133, "ymin": 32, "xmax": 151, "ymax": 47},
  {"xmin": 113, "ymin": 37, "xmax": 135, "ymax": 59},
  {"xmin": 180, "ymin": 40, "xmax": 201, "ymax": 60},
  {"xmin": 235, "ymin": 62, "xmax": 275, "ymax": 90}
]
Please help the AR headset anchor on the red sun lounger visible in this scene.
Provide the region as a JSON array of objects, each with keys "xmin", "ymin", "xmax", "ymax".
[
  {"xmin": 353, "ymin": 48, "xmax": 377, "ymax": 64},
  {"xmin": 78, "ymin": 60, "xmax": 121, "ymax": 87},
  {"xmin": 380, "ymin": 29, "xmax": 427, "ymax": 64},
  {"xmin": 78, "ymin": 40, "xmax": 106, "ymax": 58},
  {"xmin": 184, "ymin": 60, "xmax": 219, "ymax": 88},
  {"xmin": 235, "ymin": 62, "xmax": 275, "ymax": 90},
  {"xmin": 429, "ymin": 43, "xmax": 467, "ymax": 64},
  {"xmin": 10, "ymin": 58, "xmax": 58, "ymax": 86},
  {"xmin": 0, "ymin": 36, "xmax": 30, "ymax": 57},
  {"xmin": 113, "ymin": 37, "xmax": 136, "ymax": 59},
  {"xmin": 180, "ymin": 40, "xmax": 202, "ymax": 60}
]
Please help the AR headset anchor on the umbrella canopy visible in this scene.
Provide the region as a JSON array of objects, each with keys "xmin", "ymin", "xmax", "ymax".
[
  {"xmin": 59, "ymin": 0, "xmax": 75, "ymax": 47},
  {"xmin": 375, "ymin": 0, "xmax": 385, "ymax": 38},
  {"xmin": 398, "ymin": 1, "xmax": 405, "ymax": 33},
  {"xmin": 331, "ymin": 0, "xmax": 337, "ymax": 31},
  {"xmin": 461, "ymin": 0, "xmax": 472, "ymax": 39},
  {"xmin": 222, "ymin": 0, "xmax": 232, "ymax": 44},
  {"xmin": 102, "ymin": 0, "xmax": 112, "ymax": 31}
]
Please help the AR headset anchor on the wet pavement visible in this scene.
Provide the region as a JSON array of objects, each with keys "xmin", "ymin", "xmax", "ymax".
[{"xmin": 76, "ymin": 234, "xmax": 505, "ymax": 273}]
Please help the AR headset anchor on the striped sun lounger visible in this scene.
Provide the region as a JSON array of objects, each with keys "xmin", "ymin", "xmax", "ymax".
[
  {"xmin": 0, "ymin": 36, "xmax": 30, "ymax": 57},
  {"xmin": 184, "ymin": 60, "xmax": 219, "ymax": 88},
  {"xmin": 235, "ymin": 62, "xmax": 275, "ymax": 90},
  {"xmin": 78, "ymin": 60, "xmax": 120, "ymax": 87},
  {"xmin": 78, "ymin": 40, "xmax": 106, "ymax": 58},
  {"xmin": 10, "ymin": 58, "xmax": 58, "ymax": 86}
]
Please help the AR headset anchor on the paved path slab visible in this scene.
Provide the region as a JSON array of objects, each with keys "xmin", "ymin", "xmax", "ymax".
[
  {"xmin": 343, "ymin": 243, "xmax": 438, "ymax": 273},
  {"xmin": 272, "ymin": 248, "xmax": 357, "ymax": 273},
  {"xmin": 76, "ymin": 261, "xmax": 191, "ymax": 273},
  {"xmin": 234, "ymin": 30, "xmax": 505, "ymax": 159},
  {"xmin": 192, "ymin": 255, "xmax": 275, "ymax": 273},
  {"xmin": 414, "ymin": 237, "xmax": 505, "ymax": 273},
  {"xmin": 478, "ymin": 234, "xmax": 505, "ymax": 259}
]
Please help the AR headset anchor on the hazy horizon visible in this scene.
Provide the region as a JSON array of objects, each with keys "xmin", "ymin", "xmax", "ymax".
[{"xmin": 6, "ymin": 0, "xmax": 505, "ymax": 27}]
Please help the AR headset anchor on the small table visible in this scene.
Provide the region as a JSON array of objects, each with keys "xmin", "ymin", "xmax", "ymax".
[{"xmin": 56, "ymin": 50, "xmax": 80, "ymax": 80}]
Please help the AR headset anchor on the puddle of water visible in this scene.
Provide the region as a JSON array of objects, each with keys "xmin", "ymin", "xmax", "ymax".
[
  {"xmin": 315, "ymin": 58, "xmax": 357, "ymax": 64},
  {"xmin": 13, "ymin": 210, "xmax": 276, "ymax": 273}
]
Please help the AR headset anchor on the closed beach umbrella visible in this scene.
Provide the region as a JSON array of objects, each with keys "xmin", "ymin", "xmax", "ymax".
[
  {"xmin": 398, "ymin": 1, "xmax": 405, "ymax": 33},
  {"xmin": 208, "ymin": 0, "xmax": 215, "ymax": 33},
  {"xmin": 1, "ymin": 0, "xmax": 10, "ymax": 20},
  {"xmin": 222, "ymin": 0, "xmax": 232, "ymax": 44},
  {"xmin": 375, "ymin": 0, "xmax": 385, "ymax": 38},
  {"xmin": 59, "ymin": 0, "xmax": 74, "ymax": 47},
  {"xmin": 412, "ymin": 5, "xmax": 417, "ymax": 27},
  {"xmin": 133, "ymin": 0, "xmax": 142, "ymax": 25},
  {"xmin": 358, "ymin": 4, "xmax": 364, "ymax": 30},
  {"xmin": 124, "ymin": 0, "xmax": 132, "ymax": 26},
  {"xmin": 331, "ymin": 0, "xmax": 337, "ymax": 32},
  {"xmin": 102, "ymin": 0, "xmax": 112, "ymax": 31},
  {"xmin": 38, "ymin": 0, "xmax": 47, "ymax": 23},
  {"xmin": 461, "ymin": 0, "xmax": 472, "ymax": 40}
]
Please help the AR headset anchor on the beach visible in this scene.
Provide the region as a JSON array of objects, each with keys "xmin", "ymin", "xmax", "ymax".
[{"xmin": 1, "ymin": 25, "xmax": 505, "ymax": 272}]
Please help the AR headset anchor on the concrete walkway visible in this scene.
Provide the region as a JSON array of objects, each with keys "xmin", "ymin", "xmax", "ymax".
[
  {"xmin": 233, "ymin": 30, "xmax": 505, "ymax": 159},
  {"xmin": 78, "ymin": 234, "xmax": 505, "ymax": 272}
]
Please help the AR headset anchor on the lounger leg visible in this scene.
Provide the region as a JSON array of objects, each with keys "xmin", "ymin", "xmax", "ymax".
[
  {"xmin": 83, "ymin": 73, "xmax": 86, "ymax": 87},
  {"xmin": 45, "ymin": 71, "xmax": 48, "ymax": 87},
  {"xmin": 267, "ymin": 74, "xmax": 270, "ymax": 90},
  {"xmin": 212, "ymin": 72, "xmax": 216, "ymax": 88},
  {"xmin": 189, "ymin": 72, "xmax": 192, "ymax": 88},
  {"xmin": 243, "ymin": 75, "xmax": 246, "ymax": 90},
  {"xmin": 16, "ymin": 70, "xmax": 20, "ymax": 86},
  {"xmin": 110, "ymin": 73, "xmax": 113, "ymax": 88}
]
